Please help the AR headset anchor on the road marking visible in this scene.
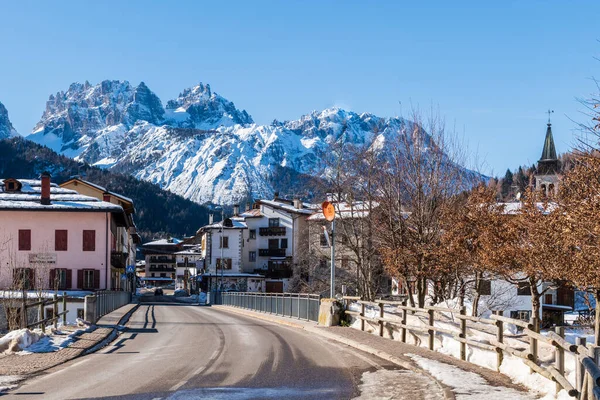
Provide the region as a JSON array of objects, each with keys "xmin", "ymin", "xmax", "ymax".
[{"xmin": 169, "ymin": 347, "xmax": 220, "ymax": 392}]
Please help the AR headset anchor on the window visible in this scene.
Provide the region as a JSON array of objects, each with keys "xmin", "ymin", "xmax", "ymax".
[
  {"xmin": 55, "ymin": 230, "xmax": 68, "ymax": 251},
  {"xmin": 341, "ymin": 234, "xmax": 349, "ymax": 246},
  {"xmin": 249, "ymin": 230, "xmax": 256, "ymax": 239},
  {"xmin": 511, "ymin": 310, "xmax": 531, "ymax": 321},
  {"xmin": 544, "ymin": 294, "xmax": 553, "ymax": 304},
  {"xmin": 477, "ymin": 279, "xmax": 492, "ymax": 296},
  {"xmin": 269, "ymin": 218, "xmax": 280, "ymax": 227},
  {"xmin": 160, "ymin": 273, "xmax": 166, "ymax": 278},
  {"xmin": 151, "ymin": 273, "xmax": 155, "ymax": 277},
  {"xmin": 50, "ymin": 268, "xmax": 71, "ymax": 290},
  {"xmin": 268, "ymin": 239, "xmax": 279, "ymax": 249},
  {"xmin": 13, "ymin": 268, "xmax": 34, "ymax": 290},
  {"xmin": 77, "ymin": 309, "xmax": 84, "ymax": 319},
  {"xmin": 7, "ymin": 181, "xmax": 15, "ymax": 191},
  {"xmin": 280, "ymin": 238, "xmax": 288, "ymax": 249},
  {"xmin": 216, "ymin": 258, "xmax": 232, "ymax": 269},
  {"xmin": 320, "ymin": 234, "xmax": 329, "ymax": 247},
  {"xmin": 319, "ymin": 258, "xmax": 327, "ymax": 269},
  {"xmin": 219, "ymin": 236, "xmax": 229, "ymax": 249},
  {"xmin": 341, "ymin": 257, "xmax": 349, "ymax": 269},
  {"xmin": 18, "ymin": 230, "xmax": 31, "ymax": 251},
  {"xmin": 78, "ymin": 269, "xmax": 99, "ymax": 290},
  {"xmin": 249, "ymin": 251, "xmax": 256, "ymax": 262},
  {"xmin": 517, "ymin": 282, "xmax": 531, "ymax": 296},
  {"xmin": 83, "ymin": 230, "xmax": 96, "ymax": 251}
]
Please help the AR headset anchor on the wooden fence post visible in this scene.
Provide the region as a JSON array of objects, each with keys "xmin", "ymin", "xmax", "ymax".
[
  {"xmin": 428, "ymin": 308, "xmax": 435, "ymax": 351},
  {"xmin": 576, "ymin": 336, "xmax": 587, "ymax": 394},
  {"xmin": 62, "ymin": 292, "xmax": 67, "ymax": 327},
  {"xmin": 360, "ymin": 303, "xmax": 365, "ymax": 332},
  {"xmin": 555, "ymin": 326, "xmax": 565, "ymax": 395},
  {"xmin": 20, "ymin": 296, "xmax": 27, "ymax": 329},
  {"xmin": 529, "ymin": 316, "xmax": 538, "ymax": 373},
  {"xmin": 38, "ymin": 302, "xmax": 45, "ymax": 333},
  {"xmin": 495, "ymin": 310, "xmax": 504, "ymax": 372},
  {"xmin": 459, "ymin": 306, "xmax": 466, "ymax": 361},
  {"xmin": 53, "ymin": 294, "xmax": 58, "ymax": 329},
  {"xmin": 378, "ymin": 302, "xmax": 384, "ymax": 337},
  {"xmin": 401, "ymin": 299, "xmax": 407, "ymax": 343}
]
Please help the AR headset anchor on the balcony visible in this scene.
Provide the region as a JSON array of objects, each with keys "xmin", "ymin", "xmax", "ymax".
[
  {"xmin": 259, "ymin": 248, "xmax": 286, "ymax": 257},
  {"xmin": 149, "ymin": 256, "xmax": 175, "ymax": 263},
  {"xmin": 111, "ymin": 251, "xmax": 128, "ymax": 269},
  {"xmin": 259, "ymin": 227, "xmax": 286, "ymax": 236},
  {"xmin": 149, "ymin": 266, "xmax": 176, "ymax": 272}
]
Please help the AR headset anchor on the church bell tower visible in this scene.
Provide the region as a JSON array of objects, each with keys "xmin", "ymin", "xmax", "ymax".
[{"xmin": 535, "ymin": 111, "xmax": 560, "ymax": 197}]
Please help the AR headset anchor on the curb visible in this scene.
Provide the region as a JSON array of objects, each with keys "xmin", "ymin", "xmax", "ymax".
[
  {"xmin": 216, "ymin": 306, "xmax": 454, "ymax": 400},
  {"xmin": 83, "ymin": 303, "xmax": 140, "ymax": 356}
]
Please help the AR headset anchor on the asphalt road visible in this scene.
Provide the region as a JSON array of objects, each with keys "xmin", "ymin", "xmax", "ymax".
[{"xmin": 6, "ymin": 300, "xmax": 443, "ymax": 400}]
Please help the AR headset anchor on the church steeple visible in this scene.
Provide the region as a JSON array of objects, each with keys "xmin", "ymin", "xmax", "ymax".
[
  {"xmin": 540, "ymin": 122, "xmax": 557, "ymax": 161},
  {"xmin": 535, "ymin": 111, "xmax": 560, "ymax": 197}
]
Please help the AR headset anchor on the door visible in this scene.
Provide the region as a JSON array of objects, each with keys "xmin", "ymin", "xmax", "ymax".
[{"xmin": 266, "ymin": 281, "xmax": 283, "ymax": 293}]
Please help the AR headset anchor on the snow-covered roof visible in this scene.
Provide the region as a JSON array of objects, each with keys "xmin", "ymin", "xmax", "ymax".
[
  {"xmin": 61, "ymin": 178, "xmax": 135, "ymax": 205},
  {"xmin": 174, "ymin": 249, "xmax": 202, "ymax": 255},
  {"xmin": 238, "ymin": 208, "xmax": 263, "ymax": 218},
  {"xmin": 498, "ymin": 202, "xmax": 558, "ymax": 215},
  {"xmin": 144, "ymin": 238, "xmax": 182, "ymax": 246},
  {"xmin": 201, "ymin": 219, "xmax": 247, "ymax": 230},
  {"xmin": 201, "ymin": 273, "xmax": 265, "ymax": 278},
  {"xmin": 0, "ymin": 179, "xmax": 124, "ymax": 212},
  {"xmin": 258, "ymin": 199, "xmax": 316, "ymax": 215},
  {"xmin": 307, "ymin": 201, "xmax": 379, "ymax": 221}
]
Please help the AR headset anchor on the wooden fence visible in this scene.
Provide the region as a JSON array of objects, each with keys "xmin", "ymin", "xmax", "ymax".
[
  {"xmin": 343, "ymin": 297, "xmax": 600, "ymax": 399},
  {"xmin": 21, "ymin": 292, "xmax": 69, "ymax": 333}
]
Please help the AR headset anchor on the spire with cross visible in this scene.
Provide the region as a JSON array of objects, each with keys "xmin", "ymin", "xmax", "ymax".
[{"xmin": 547, "ymin": 109, "xmax": 554, "ymax": 125}]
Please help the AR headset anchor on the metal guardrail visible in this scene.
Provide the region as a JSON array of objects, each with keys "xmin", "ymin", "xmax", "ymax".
[
  {"xmin": 222, "ymin": 292, "xmax": 321, "ymax": 322},
  {"xmin": 95, "ymin": 291, "xmax": 131, "ymax": 320}
]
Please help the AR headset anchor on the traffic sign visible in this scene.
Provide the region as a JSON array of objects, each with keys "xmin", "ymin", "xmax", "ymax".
[
  {"xmin": 322, "ymin": 201, "xmax": 335, "ymax": 221},
  {"xmin": 126, "ymin": 265, "xmax": 135, "ymax": 273}
]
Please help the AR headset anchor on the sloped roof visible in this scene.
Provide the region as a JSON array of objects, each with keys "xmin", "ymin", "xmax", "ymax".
[
  {"xmin": 0, "ymin": 179, "xmax": 123, "ymax": 212},
  {"xmin": 60, "ymin": 178, "xmax": 135, "ymax": 211},
  {"xmin": 258, "ymin": 199, "xmax": 316, "ymax": 215},
  {"xmin": 540, "ymin": 124, "xmax": 558, "ymax": 161}
]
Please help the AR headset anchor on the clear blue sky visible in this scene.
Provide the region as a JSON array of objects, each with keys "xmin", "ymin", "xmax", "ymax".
[{"xmin": 0, "ymin": 1, "xmax": 598, "ymax": 176}]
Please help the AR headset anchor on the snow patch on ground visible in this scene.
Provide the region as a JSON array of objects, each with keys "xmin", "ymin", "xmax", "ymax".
[
  {"xmin": 0, "ymin": 375, "xmax": 23, "ymax": 393},
  {"xmin": 18, "ymin": 327, "xmax": 86, "ymax": 354},
  {"xmin": 353, "ymin": 368, "xmax": 443, "ymax": 399},
  {"xmin": 408, "ymin": 354, "xmax": 536, "ymax": 399}
]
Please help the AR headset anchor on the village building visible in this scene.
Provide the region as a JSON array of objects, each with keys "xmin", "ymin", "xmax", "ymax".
[
  {"xmin": 0, "ymin": 174, "xmax": 126, "ymax": 292},
  {"xmin": 60, "ymin": 178, "xmax": 141, "ymax": 291},
  {"xmin": 141, "ymin": 238, "xmax": 182, "ymax": 287},
  {"xmin": 174, "ymin": 248, "xmax": 202, "ymax": 291}
]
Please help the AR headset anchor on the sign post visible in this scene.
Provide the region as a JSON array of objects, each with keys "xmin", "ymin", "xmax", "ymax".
[{"xmin": 322, "ymin": 201, "xmax": 336, "ymax": 298}]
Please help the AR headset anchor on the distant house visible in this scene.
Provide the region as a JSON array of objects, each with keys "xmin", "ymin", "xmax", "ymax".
[
  {"xmin": 141, "ymin": 238, "xmax": 182, "ymax": 287},
  {"xmin": 0, "ymin": 174, "xmax": 126, "ymax": 291},
  {"xmin": 174, "ymin": 248, "xmax": 202, "ymax": 290},
  {"xmin": 198, "ymin": 216, "xmax": 264, "ymax": 292},
  {"xmin": 60, "ymin": 178, "xmax": 141, "ymax": 291}
]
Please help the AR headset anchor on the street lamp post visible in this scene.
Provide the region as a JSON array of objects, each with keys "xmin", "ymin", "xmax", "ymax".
[{"xmin": 220, "ymin": 208, "xmax": 224, "ymax": 295}]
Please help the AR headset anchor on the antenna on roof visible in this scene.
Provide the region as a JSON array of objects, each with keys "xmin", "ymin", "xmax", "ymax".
[{"xmin": 547, "ymin": 109, "xmax": 554, "ymax": 125}]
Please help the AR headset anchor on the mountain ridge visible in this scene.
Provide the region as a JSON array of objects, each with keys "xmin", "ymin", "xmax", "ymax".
[{"xmin": 26, "ymin": 79, "xmax": 481, "ymax": 205}]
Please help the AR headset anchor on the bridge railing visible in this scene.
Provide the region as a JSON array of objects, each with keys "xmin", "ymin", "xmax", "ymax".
[{"xmin": 222, "ymin": 292, "xmax": 321, "ymax": 322}]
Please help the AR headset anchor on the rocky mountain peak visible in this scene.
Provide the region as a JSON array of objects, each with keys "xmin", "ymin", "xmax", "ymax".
[{"xmin": 0, "ymin": 102, "xmax": 18, "ymax": 139}]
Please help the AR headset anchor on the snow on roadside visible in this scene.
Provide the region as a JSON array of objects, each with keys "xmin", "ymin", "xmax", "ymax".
[
  {"xmin": 408, "ymin": 354, "xmax": 536, "ymax": 399},
  {"xmin": 18, "ymin": 327, "xmax": 88, "ymax": 354},
  {"xmin": 0, "ymin": 375, "xmax": 23, "ymax": 393},
  {"xmin": 353, "ymin": 368, "xmax": 444, "ymax": 400}
]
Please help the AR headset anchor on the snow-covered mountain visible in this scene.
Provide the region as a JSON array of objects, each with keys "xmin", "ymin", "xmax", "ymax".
[
  {"xmin": 0, "ymin": 102, "xmax": 18, "ymax": 139},
  {"xmin": 27, "ymin": 80, "xmax": 476, "ymax": 205}
]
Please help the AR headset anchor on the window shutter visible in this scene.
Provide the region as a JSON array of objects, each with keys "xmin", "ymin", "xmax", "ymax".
[
  {"xmin": 49, "ymin": 269, "xmax": 56, "ymax": 289},
  {"xmin": 93, "ymin": 270, "xmax": 100, "ymax": 289},
  {"xmin": 18, "ymin": 230, "xmax": 31, "ymax": 251},
  {"xmin": 66, "ymin": 269, "xmax": 72, "ymax": 289},
  {"xmin": 77, "ymin": 270, "xmax": 83, "ymax": 289},
  {"xmin": 55, "ymin": 230, "xmax": 68, "ymax": 251},
  {"xmin": 83, "ymin": 230, "xmax": 96, "ymax": 251}
]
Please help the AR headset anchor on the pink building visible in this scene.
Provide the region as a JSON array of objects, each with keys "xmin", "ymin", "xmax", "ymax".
[{"xmin": 0, "ymin": 174, "xmax": 126, "ymax": 291}]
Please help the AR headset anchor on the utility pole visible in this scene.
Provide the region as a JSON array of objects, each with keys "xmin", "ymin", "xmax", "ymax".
[
  {"xmin": 220, "ymin": 208, "xmax": 224, "ymax": 295},
  {"xmin": 330, "ymin": 219, "xmax": 335, "ymax": 299}
]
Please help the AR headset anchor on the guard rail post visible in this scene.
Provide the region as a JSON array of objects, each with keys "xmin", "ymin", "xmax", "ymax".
[
  {"xmin": 401, "ymin": 299, "xmax": 407, "ymax": 342},
  {"xmin": 62, "ymin": 292, "xmax": 67, "ymax": 326},
  {"xmin": 53, "ymin": 294, "xmax": 58, "ymax": 329},
  {"xmin": 555, "ymin": 326, "xmax": 565, "ymax": 394}
]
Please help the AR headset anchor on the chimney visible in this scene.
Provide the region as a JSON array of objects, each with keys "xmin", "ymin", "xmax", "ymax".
[
  {"xmin": 41, "ymin": 172, "xmax": 51, "ymax": 205},
  {"xmin": 293, "ymin": 198, "xmax": 302, "ymax": 209},
  {"xmin": 273, "ymin": 191, "xmax": 280, "ymax": 200},
  {"xmin": 233, "ymin": 204, "xmax": 240, "ymax": 216},
  {"xmin": 103, "ymin": 192, "xmax": 111, "ymax": 202},
  {"xmin": 209, "ymin": 214, "xmax": 214, "ymax": 224}
]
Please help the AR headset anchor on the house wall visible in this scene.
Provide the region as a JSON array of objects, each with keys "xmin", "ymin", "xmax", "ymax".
[
  {"xmin": 204, "ymin": 229, "xmax": 243, "ymax": 274},
  {"xmin": 0, "ymin": 211, "xmax": 111, "ymax": 290}
]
